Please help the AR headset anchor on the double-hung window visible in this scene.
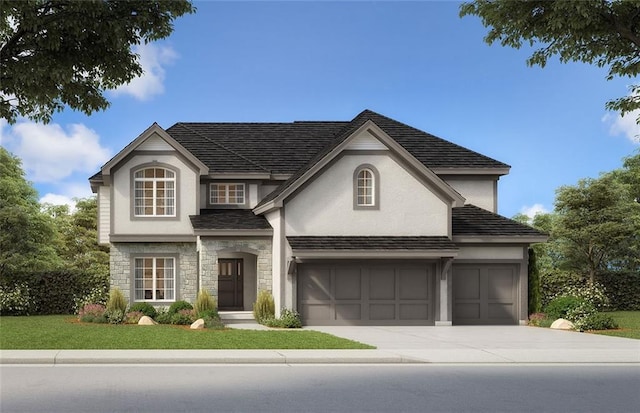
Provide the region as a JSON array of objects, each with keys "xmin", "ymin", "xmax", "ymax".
[
  {"xmin": 134, "ymin": 167, "xmax": 176, "ymax": 216},
  {"xmin": 210, "ymin": 183, "xmax": 245, "ymax": 205},
  {"xmin": 134, "ymin": 257, "xmax": 175, "ymax": 301}
]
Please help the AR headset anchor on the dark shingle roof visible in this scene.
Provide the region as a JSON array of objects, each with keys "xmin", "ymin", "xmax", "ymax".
[
  {"xmin": 189, "ymin": 209, "xmax": 272, "ymax": 231},
  {"xmin": 452, "ymin": 205, "xmax": 546, "ymax": 237},
  {"xmin": 165, "ymin": 110, "xmax": 509, "ymax": 176},
  {"xmin": 287, "ymin": 236, "xmax": 458, "ymax": 250}
]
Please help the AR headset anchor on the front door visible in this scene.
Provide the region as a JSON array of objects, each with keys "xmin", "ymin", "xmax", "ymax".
[{"xmin": 218, "ymin": 259, "xmax": 243, "ymax": 310}]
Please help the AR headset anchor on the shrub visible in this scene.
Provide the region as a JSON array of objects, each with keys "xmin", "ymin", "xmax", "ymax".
[
  {"xmin": 253, "ymin": 290, "xmax": 275, "ymax": 323},
  {"xmin": 124, "ymin": 311, "xmax": 144, "ymax": 324},
  {"xmin": 574, "ymin": 313, "xmax": 619, "ymax": 331},
  {"xmin": 78, "ymin": 303, "xmax": 107, "ymax": 323},
  {"xmin": 129, "ymin": 302, "xmax": 157, "ymax": 318},
  {"xmin": 168, "ymin": 300, "xmax": 193, "ymax": 315},
  {"xmin": 597, "ymin": 271, "xmax": 640, "ymax": 310},
  {"xmin": 0, "ymin": 283, "xmax": 32, "ymax": 315},
  {"xmin": 171, "ymin": 309, "xmax": 196, "ymax": 325},
  {"xmin": 527, "ymin": 313, "xmax": 548, "ymax": 327},
  {"xmin": 543, "ymin": 295, "xmax": 586, "ymax": 321},
  {"xmin": 105, "ymin": 309, "xmax": 125, "ymax": 324},
  {"xmin": 194, "ymin": 290, "xmax": 217, "ymax": 316},
  {"xmin": 264, "ymin": 308, "xmax": 302, "ymax": 328},
  {"xmin": 106, "ymin": 288, "xmax": 128, "ymax": 315},
  {"xmin": 540, "ymin": 271, "xmax": 584, "ymax": 309},
  {"xmin": 74, "ymin": 286, "xmax": 109, "ymax": 314},
  {"xmin": 155, "ymin": 307, "xmax": 172, "ymax": 324},
  {"xmin": 563, "ymin": 282, "xmax": 609, "ymax": 311}
]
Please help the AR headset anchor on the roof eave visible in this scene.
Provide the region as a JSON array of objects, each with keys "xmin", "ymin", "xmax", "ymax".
[
  {"xmin": 453, "ymin": 235, "xmax": 549, "ymax": 244},
  {"xmin": 193, "ymin": 229, "xmax": 273, "ymax": 236},
  {"xmin": 432, "ymin": 167, "xmax": 511, "ymax": 176},
  {"xmin": 291, "ymin": 249, "xmax": 459, "ymax": 260}
]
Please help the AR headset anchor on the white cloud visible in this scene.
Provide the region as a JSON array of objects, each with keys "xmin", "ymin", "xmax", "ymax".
[
  {"xmin": 603, "ymin": 110, "xmax": 640, "ymax": 145},
  {"xmin": 110, "ymin": 43, "xmax": 178, "ymax": 101},
  {"xmin": 4, "ymin": 121, "xmax": 111, "ymax": 183},
  {"xmin": 39, "ymin": 183, "xmax": 95, "ymax": 212},
  {"xmin": 520, "ymin": 204, "xmax": 549, "ymax": 221}
]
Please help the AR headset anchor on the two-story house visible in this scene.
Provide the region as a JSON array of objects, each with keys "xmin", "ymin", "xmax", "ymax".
[{"xmin": 90, "ymin": 110, "xmax": 546, "ymax": 326}]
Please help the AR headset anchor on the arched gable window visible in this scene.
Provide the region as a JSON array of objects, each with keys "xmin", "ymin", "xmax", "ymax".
[
  {"xmin": 134, "ymin": 167, "xmax": 176, "ymax": 216},
  {"xmin": 354, "ymin": 164, "xmax": 379, "ymax": 209}
]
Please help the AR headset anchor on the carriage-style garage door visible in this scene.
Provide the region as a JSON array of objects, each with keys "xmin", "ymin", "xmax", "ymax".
[
  {"xmin": 452, "ymin": 264, "xmax": 519, "ymax": 325},
  {"xmin": 297, "ymin": 261, "xmax": 435, "ymax": 326}
]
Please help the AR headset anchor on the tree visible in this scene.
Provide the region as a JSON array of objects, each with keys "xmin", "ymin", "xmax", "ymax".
[
  {"xmin": 460, "ymin": 1, "xmax": 640, "ymax": 120},
  {"xmin": 553, "ymin": 173, "xmax": 640, "ymax": 283},
  {"xmin": 0, "ymin": 147, "xmax": 60, "ymax": 282},
  {"xmin": 0, "ymin": 0, "xmax": 195, "ymax": 124}
]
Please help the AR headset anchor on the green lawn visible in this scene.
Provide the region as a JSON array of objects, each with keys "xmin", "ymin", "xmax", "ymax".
[
  {"xmin": 0, "ymin": 316, "xmax": 374, "ymax": 350},
  {"xmin": 589, "ymin": 311, "xmax": 640, "ymax": 340}
]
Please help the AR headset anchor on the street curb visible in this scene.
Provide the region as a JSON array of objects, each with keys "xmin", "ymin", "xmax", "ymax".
[{"xmin": 0, "ymin": 349, "xmax": 425, "ymax": 365}]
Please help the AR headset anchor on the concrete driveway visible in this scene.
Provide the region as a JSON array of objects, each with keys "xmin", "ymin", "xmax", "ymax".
[{"xmin": 305, "ymin": 325, "xmax": 640, "ymax": 363}]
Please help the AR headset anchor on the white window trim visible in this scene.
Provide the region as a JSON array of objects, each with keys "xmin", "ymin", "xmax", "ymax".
[
  {"xmin": 210, "ymin": 183, "xmax": 246, "ymax": 205},
  {"xmin": 133, "ymin": 257, "xmax": 176, "ymax": 302},
  {"xmin": 133, "ymin": 167, "xmax": 176, "ymax": 217}
]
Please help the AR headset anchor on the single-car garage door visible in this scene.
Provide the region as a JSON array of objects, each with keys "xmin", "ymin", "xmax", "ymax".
[
  {"xmin": 452, "ymin": 264, "xmax": 519, "ymax": 325},
  {"xmin": 297, "ymin": 261, "xmax": 435, "ymax": 326}
]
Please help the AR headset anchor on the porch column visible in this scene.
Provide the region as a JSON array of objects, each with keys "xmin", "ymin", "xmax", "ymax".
[{"xmin": 436, "ymin": 258, "xmax": 453, "ymax": 326}]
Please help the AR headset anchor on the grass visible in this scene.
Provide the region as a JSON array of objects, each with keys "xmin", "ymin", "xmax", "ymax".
[
  {"xmin": 0, "ymin": 315, "xmax": 374, "ymax": 350},
  {"xmin": 589, "ymin": 311, "xmax": 640, "ymax": 340}
]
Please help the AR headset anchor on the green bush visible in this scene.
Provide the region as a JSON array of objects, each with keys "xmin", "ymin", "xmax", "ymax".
[
  {"xmin": 194, "ymin": 290, "xmax": 217, "ymax": 316},
  {"xmin": 253, "ymin": 290, "xmax": 275, "ymax": 323},
  {"xmin": 78, "ymin": 303, "xmax": 107, "ymax": 323},
  {"xmin": 0, "ymin": 283, "xmax": 32, "ymax": 315},
  {"xmin": 597, "ymin": 271, "xmax": 640, "ymax": 311},
  {"xmin": 170, "ymin": 309, "xmax": 196, "ymax": 325},
  {"xmin": 105, "ymin": 308, "xmax": 125, "ymax": 324},
  {"xmin": 106, "ymin": 288, "xmax": 128, "ymax": 315},
  {"xmin": 544, "ymin": 295, "xmax": 586, "ymax": 320},
  {"xmin": 574, "ymin": 312, "xmax": 619, "ymax": 331},
  {"xmin": 264, "ymin": 308, "xmax": 302, "ymax": 328},
  {"xmin": 155, "ymin": 307, "xmax": 172, "ymax": 324},
  {"xmin": 168, "ymin": 300, "xmax": 193, "ymax": 315},
  {"xmin": 129, "ymin": 302, "xmax": 157, "ymax": 318},
  {"xmin": 540, "ymin": 271, "xmax": 584, "ymax": 309}
]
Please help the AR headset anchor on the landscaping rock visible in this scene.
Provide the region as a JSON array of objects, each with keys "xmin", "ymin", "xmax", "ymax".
[
  {"xmin": 138, "ymin": 316, "xmax": 158, "ymax": 325},
  {"xmin": 550, "ymin": 318, "xmax": 574, "ymax": 330},
  {"xmin": 190, "ymin": 318, "xmax": 205, "ymax": 329}
]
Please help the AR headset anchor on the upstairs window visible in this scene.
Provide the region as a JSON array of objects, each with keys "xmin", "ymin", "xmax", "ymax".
[
  {"xmin": 134, "ymin": 167, "xmax": 176, "ymax": 216},
  {"xmin": 354, "ymin": 165, "xmax": 379, "ymax": 209},
  {"xmin": 210, "ymin": 183, "xmax": 245, "ymax": 205}
]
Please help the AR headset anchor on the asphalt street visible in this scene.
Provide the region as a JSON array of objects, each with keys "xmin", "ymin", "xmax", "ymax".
[{"xmin": 1, "ymin": 364, "xmax": 639, "ymax": 413}]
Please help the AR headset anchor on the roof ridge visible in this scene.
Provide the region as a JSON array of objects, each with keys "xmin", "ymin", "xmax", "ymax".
[{"xmin": 174, "ymin": 123, "xmax": 270, "ymax": 173}]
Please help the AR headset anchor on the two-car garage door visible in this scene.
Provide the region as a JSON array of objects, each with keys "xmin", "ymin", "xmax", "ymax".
[{"xmin": 297, "ymin": 261, "xmax": 435, "ymax": 326}]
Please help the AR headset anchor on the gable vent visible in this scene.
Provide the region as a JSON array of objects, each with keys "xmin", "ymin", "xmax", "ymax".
[{"xmin": 345, "ymin": 132, "xmax": 388, "ymax": 150}]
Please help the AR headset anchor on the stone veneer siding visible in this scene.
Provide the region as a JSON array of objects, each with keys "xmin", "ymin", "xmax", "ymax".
[
  {"xmin": 197, "ymin": 238, "xmax": 272, "ymax": 299},
  {"xmin": 110, "ymin": 242, "xmax": 198, "ymax": 304}
]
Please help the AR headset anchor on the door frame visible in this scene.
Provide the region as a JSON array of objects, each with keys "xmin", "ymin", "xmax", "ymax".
[{"xmin": 218, "ymin": 258, "xmax": 244, "ymax": 311}]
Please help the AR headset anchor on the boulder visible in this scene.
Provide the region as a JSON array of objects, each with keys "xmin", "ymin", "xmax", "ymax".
[
  {"xmin": 138, "ymin": 316, "xmax": 158, "ymax": 325},
  {"xmin": 190, "ymin": 318, "xmax": 205, "ymax": 329},
  {"xmin": 550, "ymin": 318, "xmax": 575, "ymax": 330}
]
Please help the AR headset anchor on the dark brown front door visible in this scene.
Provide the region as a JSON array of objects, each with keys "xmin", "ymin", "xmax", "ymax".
[{"xmin": 218, "ymin": 259, "xmax": 243, "ymax": 310}]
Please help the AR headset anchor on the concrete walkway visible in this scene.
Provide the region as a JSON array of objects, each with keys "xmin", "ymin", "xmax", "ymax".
[{"xmin": 1, "ymin": 325, "xmax": 638, "ymax": 365}]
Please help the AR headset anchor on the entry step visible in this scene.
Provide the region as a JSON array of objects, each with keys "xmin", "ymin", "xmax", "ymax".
[{"xmin": 219, "ymin": 311, "xmax": 255, "ymax": 323}]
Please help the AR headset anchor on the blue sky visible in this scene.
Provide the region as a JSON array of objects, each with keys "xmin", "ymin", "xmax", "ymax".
[{"xmin": 1, "ymin": 1, "xmax": 638, "ymax": 218}]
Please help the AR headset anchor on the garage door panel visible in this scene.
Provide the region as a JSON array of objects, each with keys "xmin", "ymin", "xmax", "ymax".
[
  {"xmin": 369, "ymin": 304, "xmax": 395, "ymax": 320},
  {"xmin": 487, "ymin": 268, "xmax": 515, "ymax": 300},
  {"xmin": 298, "ymin": 262, "xmax": 434, "ymax": 326},
  {"xmin": 488, "ymin": 303, "xmax": 514, "ymax": 319},
  {"xmin": 336, "ymin": 304, "xmax": 361, "ymax": 320},
  {"xmin": 370, "ymin": 268, "xmax": 395, "ymax": 300},
  {"xmin": 300, "ymin": 267, "xmax": 331, "ymax": 301},
  {"xmin": 399, "ymin": 267, "xmax": 429, "ymax": 300},
  {"xmin": 335, "ymin": 267, "xmax": 362, "ymax": 300},
  {"xmin": 453, "ymin": 269, "xmax": 480, "ymax": 300},
  {"xmin": 455, "ymin": 303, "xmax": 480, "ymax": 320},
  {"xmin": 400, "ymin": 304, "xmax": 429, "ymax": 320}
]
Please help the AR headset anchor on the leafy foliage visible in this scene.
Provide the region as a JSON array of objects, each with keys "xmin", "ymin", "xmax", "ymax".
[
  {"xmin": 0, "ymin": 148, "xmax": 60, "ymax": 283},
  {"xmin": 0, "ymin": 0, "xmax": 195, "ymax": 124},
  {"xmin": 527, "ymin": 247, "xmax": 541, "ymax": 314},
  {"xmin": 544, "ymin": 295, "xmax": 587, "ymax": 321},
  {"xmin": 460, "ymin": 0, "xmax": 640, "ymax": 120},
  {"xmin": 264, "ymin": 308, "xmax": 302, "ymax": 329},
  {"xmin": 194, "ymin": 289, "xmax": 217, "ymax": 316},
  {"xmin": 106, "ymin": 288, "xmax": 127, "ymax": 315},
  {"xmin": 0, "ymin": 283, "xmax": 32, "ymax": 315},
  {"xmin": 168, "ymin": 300, "xmax": 193, "ymax": 315},
  {"xmin": 129, "ymin": 302, "xmax": 157, "ymax": 319},
  {"xmin": 171, "ymin": 309, "xmax": 196, "ymax": 325},
  {"xmin": 78, "ymin": 303, "xmax": 107, "ymax": 323},
  {"xmin": 253, "ymin": 290, "xmax": 275, "ymax": 323}
]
